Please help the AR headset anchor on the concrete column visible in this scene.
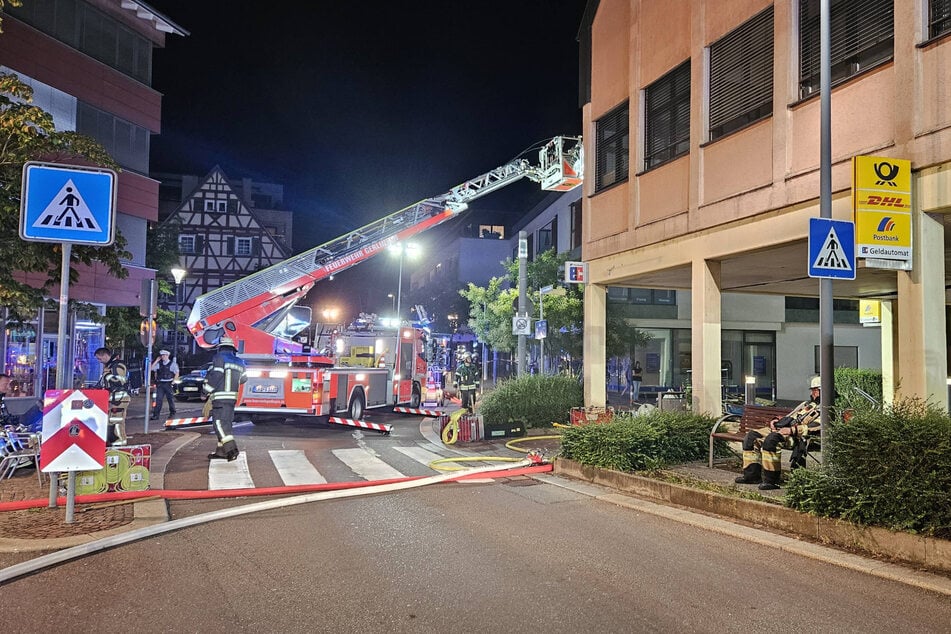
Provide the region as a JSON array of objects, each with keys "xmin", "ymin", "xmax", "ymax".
[
  {"xmin": 583, "ymin": 283, "xmax": 607, "ymax": 407},
  {"xmin": 895, "ymin": 212, "xmax": 947, "ymax": 407},
  {"xmin": 691, "ymin": 258, "xmax": 722, "ymax": 415},
  {"xmin": 880, "ymin": 300, "xmax": 896, "ymax": 407}
]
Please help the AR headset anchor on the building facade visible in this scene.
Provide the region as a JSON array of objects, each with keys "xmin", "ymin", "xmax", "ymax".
[
  {"xmin": 579, "ymin": 0, "xmax": 951, "ymax": 412},
  {"xmin": 0, "ymin": 0, "xmax": 185, "ymax": 397}
]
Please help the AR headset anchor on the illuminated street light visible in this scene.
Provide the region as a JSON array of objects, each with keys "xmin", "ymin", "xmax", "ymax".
[
  {"xmin": 389, "ymin": 242, "xmax": 420, "ymax": 324},
  {"xmin": 387, "ymin": 293, "xmax": 395, "ymax": 312},
  {"xmin": 170, "ymin": 267, "xmax": 187, "ymax": 361}
]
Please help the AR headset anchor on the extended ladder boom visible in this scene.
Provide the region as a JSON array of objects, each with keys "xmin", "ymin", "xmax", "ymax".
[{"xmin": 187, "ymin": 136, "xmax": 582, "ymax": 357}]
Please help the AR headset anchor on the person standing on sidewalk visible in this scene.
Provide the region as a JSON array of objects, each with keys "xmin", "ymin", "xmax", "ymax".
[
  {"xmin": 94, "ymin": 347, "xmax": 130, "ymax": 445},
  {"xmin": 629, "ymin": 361, "xmax": 643, "ymax": 404},
  {"xmin": 149, "ymin": 350, "xmax": 179, "ymax": 420},
  {"xmin": 203, "ymin": 336, "xmax": 247, "ymax": 461}
]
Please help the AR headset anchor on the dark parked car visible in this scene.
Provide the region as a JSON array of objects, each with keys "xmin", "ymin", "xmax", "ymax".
[{"xmin": 173, "ymin": 363, "xmax": 212, "ymax": 401}]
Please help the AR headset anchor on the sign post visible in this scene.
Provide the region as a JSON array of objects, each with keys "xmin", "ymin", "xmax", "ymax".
[{"xmin": 21, "ymin": 162, "xmax": 117, "ymax": 521}]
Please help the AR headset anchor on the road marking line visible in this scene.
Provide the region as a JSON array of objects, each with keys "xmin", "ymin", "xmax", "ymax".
[
  {"xmin": 208, "ymin": 451, "xmax": 255, "ymax": 490},
  {"xmin": 393, "ymin": 445, "xmax": 444, "ymax": 470},
  {"xmin": 333, "ymin": 447, "xmax": 404, "ymax": 481},
  {"xmin": 269, "ymin": 449, "xmax": 327, "ymax": 485}
]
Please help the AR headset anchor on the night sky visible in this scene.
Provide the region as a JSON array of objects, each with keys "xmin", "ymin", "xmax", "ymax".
[{"xmin": 147, "ymin": 1, "xmax": 586, "ymax": 317}]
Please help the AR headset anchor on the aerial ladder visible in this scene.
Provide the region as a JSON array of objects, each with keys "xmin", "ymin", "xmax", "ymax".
[{"xmin": 186, "ymin": 135, "xmax": 583, "ymax": 361}]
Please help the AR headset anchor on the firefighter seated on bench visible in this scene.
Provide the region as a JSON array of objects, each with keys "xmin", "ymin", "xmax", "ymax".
[{"xmin": 735, "ymin": 376, "xmax": 822, "ymax": 490}]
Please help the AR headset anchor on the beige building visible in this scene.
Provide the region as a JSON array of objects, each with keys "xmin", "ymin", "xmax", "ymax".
[{"xmin": 579, "ymin": 0, "xmax": 951, "ymax": 413}]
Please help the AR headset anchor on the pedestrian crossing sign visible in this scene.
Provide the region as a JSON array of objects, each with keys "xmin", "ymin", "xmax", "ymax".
[
  {"xmin": 808, "ymin": 218, "xmax": 855, "ymax": 280},
  {"xmin": 20, "ymin": 162, "xmax": 117, "ymax": 245}
]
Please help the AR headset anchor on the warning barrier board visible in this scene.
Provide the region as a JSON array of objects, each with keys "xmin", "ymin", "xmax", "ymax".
[{"xmin": 40, "ymin": 389, "xmax": 109, "ymax": 472}]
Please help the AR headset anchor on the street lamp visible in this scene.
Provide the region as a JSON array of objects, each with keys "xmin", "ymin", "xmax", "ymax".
[
  {"xmin": 387, "ymin": 293, "xmax": 395, "ymax": 312},
  {"xmin": 170, "ymin": 267, "xmax": 186, "ymax": 361},
  {"xmin": 389, "ymin": 242, "xmax": 419, "ymax": 324}
]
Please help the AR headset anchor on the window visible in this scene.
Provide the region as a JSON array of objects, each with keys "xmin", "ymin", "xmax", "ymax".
[
  {"xmin": 569, "ymin": 200, "xmax": 582, "ymax": 249},
  {"xmin": 204, "ymin": 200, "xmax": 228, "ymax": 212},
  {"xmin": 76, "ymin": 103, "xmax": 149, "ymax": 174},
  {"xmin": 799, "ymin": 0, "xmax": 893, "ymax": 99},
  {"xmin": 236, "ymin": 237, "xmax": 253, "ymax": 256},
  {"xmin": 537, "ymin": 218, "xmax": 556, "ymax": 255},
  {"xmin": 178, "ymin": 235, "xmax": 195, "ymax": 254},
  {"xmin": 478, "ymin": 225, "xmax": 504, "ymax": 239},
  {"xmin": 814, "ymin": 345, "xmax": 858, "ymax": 371},
  {"xmin": 644, "ymin": 62, "xmax": 690, "ymax": 170},
  {"xmin": 931, "ymin": 0, "xmax": 951, "ymax": 39},
  {"xmin": 594, "ymin": 102, "xmax": 629, "ymax": 191},
  {"xmin": 9, "ymin": 0, "xmax": 152, "ymax": 83},
  {"xmin": 709, "ymin": 7, "xmax": 773, "ymax": 141}
]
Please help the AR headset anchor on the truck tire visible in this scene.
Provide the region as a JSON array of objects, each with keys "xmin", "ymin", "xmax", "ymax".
[
  {"xmin": 348, "ymin": 391, "xmax": 365, "ymax": 421},
  {"xmin": 410, "ymin": 384, "xmax": 421, "ymax": 409}
]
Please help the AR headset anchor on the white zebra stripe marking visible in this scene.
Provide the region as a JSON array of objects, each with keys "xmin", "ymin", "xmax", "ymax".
[
  {"xmin": 332, "ymin": 447, "xmax": 404, "ymax": 481},
  {"xmin": 393, "ymin": 445, "xmax": 444, "ymax": 469},
  {"xmin": 269, "ymin": 449, "xmax": 327, "ymax": 485},
  {"xmin": 208, "ymin": 451, "xmax": 255, "ymax": 490}
]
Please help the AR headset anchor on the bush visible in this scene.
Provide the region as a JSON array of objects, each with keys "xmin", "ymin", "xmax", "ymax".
[
  {"xmin": 560, "ymin": 410, "xmax": 718, "ymax": 471},
  {"xmin": 478, "ymin": 374, "xmax": 583, "ymax": 429},
  {"xmin": 786, "ymin": 398, "xmax": 951, "ymax": 537},
  {"xmin": 833, "ymin": 367, "xmax": 883, "ymax": 414}
]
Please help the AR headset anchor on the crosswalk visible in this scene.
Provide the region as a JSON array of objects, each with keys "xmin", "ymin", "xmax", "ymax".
[{"xmin": 207, "ymin": 441, "xmax": 513, "ymax": 490}]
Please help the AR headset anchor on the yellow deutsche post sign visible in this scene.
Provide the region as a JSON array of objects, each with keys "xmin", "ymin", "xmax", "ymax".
[
  {"xmin": 852, "ymin": 155, "xmax": 912, "ymax": 263},
  {"xmin": 859, "ymin": 299, "xmax": 881, "ymax": 325}
]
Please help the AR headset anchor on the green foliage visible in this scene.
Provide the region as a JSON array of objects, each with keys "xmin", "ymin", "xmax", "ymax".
[
  {"xmin": 785, "ymin": 398, "xmax": 951, "ymax": 537},
  {"xmin": 833, "ymin": 367, "xmax": 883, "ymax": 413},
  {"xmin": 0, "ymin": 72, "xmax": 130, "ymax": 319},
  {"xmin": 478, "ymin": 374, "xmax": 583, "ymax": 429},
  {"xmin": 560, "ymin": 410, "xmax": 719, "ymax": 471}
]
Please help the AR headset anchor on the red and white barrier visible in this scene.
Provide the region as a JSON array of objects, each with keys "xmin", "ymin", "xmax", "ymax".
[
  {"xmin": 328, "ymin": 416, "xmax": 393, "ymax": 434},
  {"xmin": 392, "ymin": 407, "xmax": 444, "ymax": 417},
  {"xmin": 164, "ymin": 416, "xmax": 213, "ymax": 429}
]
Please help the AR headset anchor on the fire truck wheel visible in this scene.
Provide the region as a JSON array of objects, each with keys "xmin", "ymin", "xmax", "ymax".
[
  {"xmin": 410, "ymin": 384, "xmax": 421, "ymax": 409},
  {"xmin": 348, "ymin": 391, "xmax": 365, "ymax": 420}
]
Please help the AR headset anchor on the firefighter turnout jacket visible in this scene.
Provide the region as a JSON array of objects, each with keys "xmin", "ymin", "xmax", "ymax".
[{"xmin": 203, "ymin": 348, "xmax": 248, "ymax": 402}]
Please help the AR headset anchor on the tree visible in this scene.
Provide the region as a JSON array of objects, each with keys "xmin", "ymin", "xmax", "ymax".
[{"xmin": 0, "ymin": 72, "xmax": 131, "ymax": 320}]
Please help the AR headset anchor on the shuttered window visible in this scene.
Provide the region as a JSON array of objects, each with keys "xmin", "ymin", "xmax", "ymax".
[
  {"xmin": 709, "ymin": 7, "xmax": 773, "ymax": 141},
  {"xmin": 644, "ymin": 61, "xmax": 690, "ymax": 170},
  {"xmin": 594, "ymin": 102, "xmax": 629, "ymax": 192},
  {"xmin": 931, "ymin": 0, "xmax": 951, "ymax": 39},
  {"xmin": 799, "ymin": 0, "xmax": 893, "ymax": 99}
]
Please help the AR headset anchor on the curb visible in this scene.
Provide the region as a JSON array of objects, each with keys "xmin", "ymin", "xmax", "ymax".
[
  {"xmin": 551, "ymin": 458, "xmax": 951, "ymax": 592},
  {"xmin": 0, "ymin": 433, "xmax": 199, "ymax": 554}
]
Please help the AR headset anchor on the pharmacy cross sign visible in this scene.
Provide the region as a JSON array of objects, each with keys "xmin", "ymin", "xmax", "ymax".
[{"xmin": 20, "ymin": 162, "xmax": 117, "ymax": 246}]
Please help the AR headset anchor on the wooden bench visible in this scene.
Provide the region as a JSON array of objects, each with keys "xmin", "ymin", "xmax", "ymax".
[{"xmin": 708, "ymin": 405, "xmax": 793, "ymax": 468}]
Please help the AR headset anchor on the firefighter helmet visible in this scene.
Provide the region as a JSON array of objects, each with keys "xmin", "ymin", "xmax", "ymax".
[
  {"xmin": 218, "ymin": 336, "xmax": 236, "ymax": 349},
  {"xmin": 809, "ymin": 376, "xmax": 821, "ymax": 389}
]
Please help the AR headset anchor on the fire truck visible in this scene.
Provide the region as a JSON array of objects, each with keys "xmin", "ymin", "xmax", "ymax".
[{"xmin": 184, "ymin": 136, "xmax": 583, "ymax": 423}]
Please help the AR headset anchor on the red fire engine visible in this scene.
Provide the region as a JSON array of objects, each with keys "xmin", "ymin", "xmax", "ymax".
[{"xmin": 184, "ymin": 136, "xmax": 583, "ymax": 424}]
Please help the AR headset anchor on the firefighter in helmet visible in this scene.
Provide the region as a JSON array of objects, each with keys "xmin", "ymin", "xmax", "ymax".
[
  {"xmin": 94, "ymin": 347, "xmax": 130, "ymax": 445},
  {"xmin": 735, "ymin": 376, "xmax": 822, "ymax": 490},
  {"xmin": 203, "ymin": 336, "xmax": 247, "ymax": 461},
  {"xmin": 454, "ymin": 352, "xmax": 479, "ymax": 413}
]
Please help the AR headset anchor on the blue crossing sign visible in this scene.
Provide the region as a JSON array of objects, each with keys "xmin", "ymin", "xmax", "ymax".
[
  {"xmin": 20, "ymin": 162, "xmax": 117, "ymax": 245},
  {"xmin": 808, "ymin": 218, "xmax": 855, "ymax": 280}
]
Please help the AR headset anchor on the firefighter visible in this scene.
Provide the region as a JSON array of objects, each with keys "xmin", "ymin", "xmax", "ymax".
[
  {"xmin": 94, "ymin": 347, "xmax": 130, "ymax": 446},
  {"xmin": 454, "ymin": 352, "xmax": 479, "ymax": 413},
  {"xmin": 203, "ymin": 336, "xmax": 247, "ymax": 461},
  {"xmin": 149, "ymin": 349, "xmax": 179, "ymax": 419},
  {"xmin": 735, "ymin": 376, "xmax": 822, "ymax": 490}
]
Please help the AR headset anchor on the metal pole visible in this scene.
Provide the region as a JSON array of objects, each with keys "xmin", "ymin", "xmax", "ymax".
[
  {"xmin": 539, "ymin": 289, "xmax": 545, "ymax": 375},
  {"xmin": 819, "ymin": 0, "xmax": 834, "ymax": 447},
  {"xmin": 482, "ymin": 302, "xmax": 488, "ymax": 384},
  {"xmin": 396, "ymin": 250, "xmax": 404, "ymax": 324},
  {"xmin": 517, "ymin": 232, "xmax": 527, "ymax": 377},
  {"xmin": 54, "ymin": 244, "xmax": 77, "ymax": 521}
]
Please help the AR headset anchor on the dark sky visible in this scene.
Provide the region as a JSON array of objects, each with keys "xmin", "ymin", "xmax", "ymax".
[{"xmin": 147, "ymin": 1, "xmax": 586, "ymax": 317}]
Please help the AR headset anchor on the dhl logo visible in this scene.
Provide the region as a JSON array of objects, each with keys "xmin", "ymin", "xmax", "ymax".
[{"xmin": 859, "ymin": 195, "xmax": 909, "ymax": 208}]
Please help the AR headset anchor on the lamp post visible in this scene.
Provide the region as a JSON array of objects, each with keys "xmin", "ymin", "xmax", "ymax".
[
  {"xmin": 387, "ymin": 293, "xmax": 395, "ymax": 312},
  {"xmin": 170, "ymin": 267, "xmax": 186, "ymax": 362},
  {"xmin": 389, "ymin": 242, "xmax": 419, "ymax": 324}
]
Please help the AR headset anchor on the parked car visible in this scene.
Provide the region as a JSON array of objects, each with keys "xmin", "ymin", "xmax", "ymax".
[{"xmin": 173, "ymin": 363, "xmax": 212, "ymax": 401}]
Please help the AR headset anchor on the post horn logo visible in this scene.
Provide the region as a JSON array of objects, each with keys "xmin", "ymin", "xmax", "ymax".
[{"xmin": 873, "ymin": 161, "xmax": 900, "ymax": 187}]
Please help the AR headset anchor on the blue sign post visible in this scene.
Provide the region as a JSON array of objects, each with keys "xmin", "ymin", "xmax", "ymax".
[
  {"xmin": 20, "ymin": 162, "xmax": 117, "ymax": 246},
  {"xmin": 808, "ymin": 218, "xmax": 855, "ymax": 280}
]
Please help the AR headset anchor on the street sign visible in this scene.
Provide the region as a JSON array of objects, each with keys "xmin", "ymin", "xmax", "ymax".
[
  {"xmin": 852, "ymin": 156, "xmax": 912, "ymax": 266},
  {"xmin": 808, "ymin": 218, "xmax": 855, "ymax": 280},
  {"xmin": 534, "ymin": 319, "xmax": 547, "ymax": 339},
  {"xmin": 40, "ymin": 389, "xmax": 109, "ymax": 472},
  {"xmin": 565, "ymin": 261, "xmax": 587, "ymax": 284},
  {"xmin": 512, "ymin": 315, "xmax": 532, "ymax": 335},
  {"xmin": 20, "ymin": 162, "xmax": 117, "ymax": 245}
]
